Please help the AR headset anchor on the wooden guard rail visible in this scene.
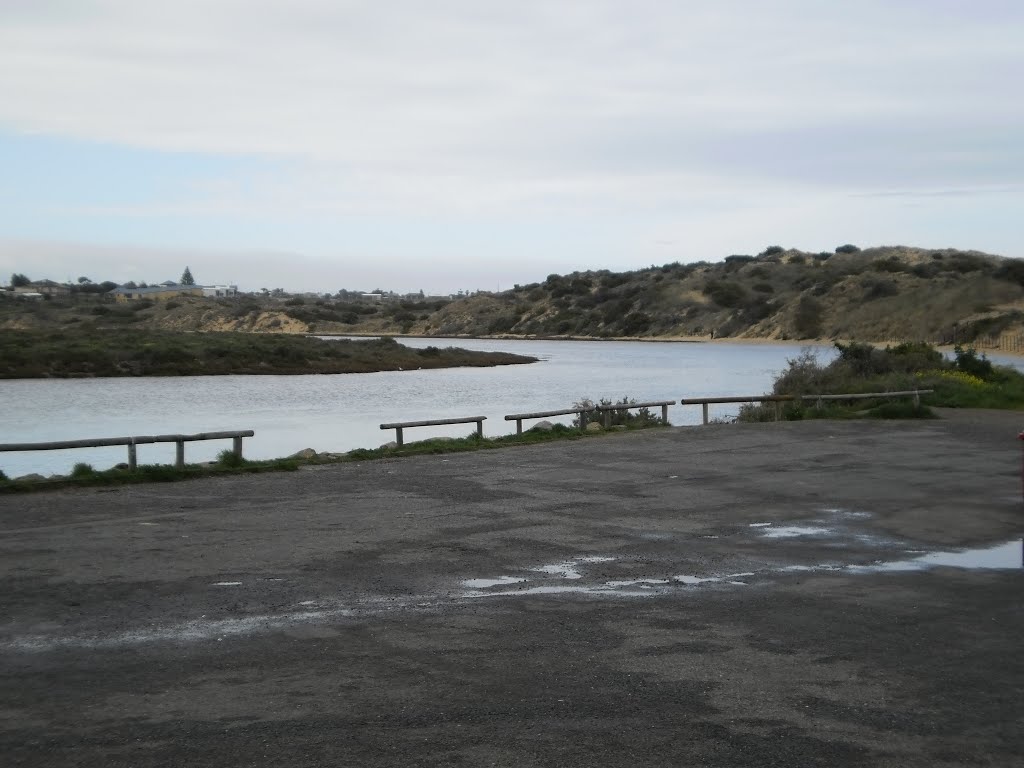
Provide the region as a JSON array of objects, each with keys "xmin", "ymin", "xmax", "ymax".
[
  {"xmin": 380, "ymin": 416, "xmax": 486, "ymax": 447},
  {"xmin": 504, "ymin": 407, "xmax": 589, "ymax": 434},
  {"xmin": 0, "ymin": 430, "xmax": 255, "ymax": 470},
  {"xmin": 680, "ymin": 391, "xmax": 932, "ymax": 425}
]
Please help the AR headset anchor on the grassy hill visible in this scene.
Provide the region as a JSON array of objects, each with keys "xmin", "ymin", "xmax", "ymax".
[{"xmin": 4, "ymin": 245, "xmax": 1024, "ymax": 346}]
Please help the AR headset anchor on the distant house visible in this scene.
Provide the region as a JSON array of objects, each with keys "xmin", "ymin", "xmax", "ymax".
[
  {"xmin": 110, "ymin": 284, "xmax": 204, "ymax": 302},
  {"xmin": 15, "ymin": 280, "xmax": 70, "ymax": 297},
  {"xmin": 201, "ymin": 285, "xmax": 238, "ymax": 298}
]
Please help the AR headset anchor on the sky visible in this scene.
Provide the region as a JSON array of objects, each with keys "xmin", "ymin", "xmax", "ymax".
[{"xmin": 0, "ymin": 0, "xmax": 1022, "ymax": 294}]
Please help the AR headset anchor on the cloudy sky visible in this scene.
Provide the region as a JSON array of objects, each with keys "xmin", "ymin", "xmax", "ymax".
[{"xmin": 1, "ymin": 0, "xmax": 1021, "ymax": 293}]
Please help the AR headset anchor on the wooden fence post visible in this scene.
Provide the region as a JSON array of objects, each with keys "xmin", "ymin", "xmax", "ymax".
[
  {"xmin": 127, "ymin": 440, "xmax": 137, "ymax": 471},
  {"xmin": 175, "ymin": 440, "xmax": 185, "ymax": 469}
]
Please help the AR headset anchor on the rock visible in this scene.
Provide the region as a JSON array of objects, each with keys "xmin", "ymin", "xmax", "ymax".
[
  {"xmin": 380, "ymin": 441, "xmax": 398, "ymax": 450},
  {"xmin": 585, "ymin": 422, "xmax": 603, "ymax": 433},
  {"xmin": 290, "ymin": 448, "xmax": 318, "ymax": 460},
  {"xmin": 530, "ymin": 420, "xmax": 554, "ymax": 432},
  {"xmin": 15, "ymin": 473, "xmax": 47, "ymax": 482}
]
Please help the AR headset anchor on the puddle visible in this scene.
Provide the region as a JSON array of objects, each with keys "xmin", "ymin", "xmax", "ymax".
[
  {"xmin": 854, "ymin": 539, "xmax": 1023, "ymax": 573},
  {"xmin": 532, "ymin": 563, "xmax": 583, "ymax": 579},
  {"xmin": 760, "ymin": 526, "xmax": 834, "ymax": 539},
  {"xmin": 530, "ymin": 556, "xmax": 615, "ymax": 580},
  {"xmin": 211, "ymin": 581, "xmax": 242, "ymax": 587},
  {"xmin": 467, "ymin": 585, "xmax": 654, "ymax": 598},
  {"xmin": 604, "ymin": 579, "xmax": 670, "ymax": 588},
  {"xmin": 462, "ymin": 576, "xmax": 527, "ymax": 589},
  {"xmin": 674, "ymin": 572, "xmax": 755, "ymax": 586}
]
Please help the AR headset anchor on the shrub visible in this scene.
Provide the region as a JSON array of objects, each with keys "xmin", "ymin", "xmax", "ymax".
[
  {"xmin": 835, "ymin": 244, "xmax": 861, "ymax": 254},
  {"xmin": 760, "ymin": 245, "xmax": 785, "ymax": 257},
  {"xmin": 793, "ymin": 296, "xmax": 823, "ymax": 338},
  {"xmin": 994, "ymin": 259, "xmax": 1024, "ymax": 287},
  {"xmin": 0, "ymin": 469, "xmax": 7, "ymax": 482},
  {"xmin": 165, "ymin": 300, "xmax": 181, "ymax": 310},
  {"xmin": 572, "ymin": 397, "xmax": 666, "ymax": 428},
  {"xmin": 71, "ymin": 462, "xmax": 95, "ymax": 478},
  {"xmin": 953, "ymin": 345, "xmax": 993, "ymax": 379},
  {"xmin": 216, "ymin": 449, "xmax": 246, "ymax": 468},
  {"xmin": 703, "ymin": 280, "xmax": 747, "ymax": 308},
  {"xmin": 863, "ymin": 278, "xmax": 899, "ymax": 300}
]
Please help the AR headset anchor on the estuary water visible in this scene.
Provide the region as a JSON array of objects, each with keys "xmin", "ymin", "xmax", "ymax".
[{"xmin": 3, "ymin": 338, "xmax": 833, "ymax": 477}]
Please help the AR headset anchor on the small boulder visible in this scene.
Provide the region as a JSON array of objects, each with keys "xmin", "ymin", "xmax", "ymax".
[
  {"xmin": 530, "ymin": 420, "xmax": 554, "ymax": 432},
  {"xmin": 290, "ymin": 448, "xmax": 318, "ymax": 460},
  {"xmin": 585, "ymin": 422, "xmax": 603, "ymax": 433},
  {"xmin": 15, "ymin": 473, "xmax": 47, "ymax": 483},
  {"xmin": 379, "ymin": 441, "xmax": 398, "ymax": 450}
]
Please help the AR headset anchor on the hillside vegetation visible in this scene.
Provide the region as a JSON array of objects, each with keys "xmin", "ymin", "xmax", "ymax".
[{"xmin": 4, "ymin": 245, "xmax": 1024, "ymax": 344}]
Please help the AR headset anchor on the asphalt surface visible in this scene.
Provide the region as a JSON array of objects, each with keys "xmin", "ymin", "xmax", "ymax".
[{"xmin": 2, "ymin": 414, "xmax": 1022, "ymax": 767}]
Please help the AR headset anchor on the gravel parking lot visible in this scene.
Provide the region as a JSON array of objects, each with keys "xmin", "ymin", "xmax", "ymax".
[{"xmin": 2, "ymin": 413, "xmax": 1022, "ymax": 767}]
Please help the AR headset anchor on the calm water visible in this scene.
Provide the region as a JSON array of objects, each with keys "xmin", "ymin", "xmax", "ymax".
[{"xmin": 0, "ymin": 338, "xmax": 837, "ymax": 477}]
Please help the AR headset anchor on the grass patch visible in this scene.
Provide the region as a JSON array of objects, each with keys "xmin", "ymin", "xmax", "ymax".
[{"xmin": 0, "ymin": 419, "xmax": 667, "ymax": 493}]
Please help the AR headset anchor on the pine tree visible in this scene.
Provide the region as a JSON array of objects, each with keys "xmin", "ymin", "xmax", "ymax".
[{"xmin": 180, "ymin": 266, "xmax": 195, "ymax": 286}]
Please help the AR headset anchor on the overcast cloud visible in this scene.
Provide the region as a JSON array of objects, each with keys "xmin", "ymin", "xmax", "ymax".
[{"xmin": 0, "ymin": 0, "xmax": 1021, "ymax": 292}]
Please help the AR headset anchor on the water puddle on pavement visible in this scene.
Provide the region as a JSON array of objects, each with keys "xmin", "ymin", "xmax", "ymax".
[
  {"xmin": 852, "ymin": 539, "xmax": 1023, "ymax": 573},
  {"xmin": 462, "ymin": 576, "xmax": 527, "ymax": 589},
  {"xmin": 760, "ymin": 526, "xmax": 835, "ymax": 539}
]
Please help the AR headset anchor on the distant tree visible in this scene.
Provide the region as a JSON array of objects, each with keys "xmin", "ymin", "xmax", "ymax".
[
  {"xmin": 123, "ymin": 281, "xmax": 138, "ymax": 289},
  {"xmin": 77, "ymin": 276, "xmax": 91, "ymax": 284},
  {"xmin": 760, "ymin": 246, "xmax": 785, "ymax": 257},
  {"xmin": 835, "ymin": 244, "xmax": 861, "ymax": 254},
  {"xmin": 180, "ymin": 266, "xmax": 195, "ymax": 285},
  {"xmin": 10, "ymin": 273, "xmax": 30, "ymax": 287}
]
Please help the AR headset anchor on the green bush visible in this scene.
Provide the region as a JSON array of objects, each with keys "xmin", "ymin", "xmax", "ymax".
[
  {"xmin": 71, "ymin": 462, "xmax": 95, "ymax": 478},
  {"xmin": 835, "ymin": 244, "xmax": 860, "ymax": 254},
  {"xmin": 216, "ymin": 449, "xmax": 246, "ymax": 468},
  {"xmin": 952, "ymin": 345, "xmax": 993, "ymax": 379},
  {"xmin": 572, "ymin": 397, "xmax": 667, "ymax": 428}
]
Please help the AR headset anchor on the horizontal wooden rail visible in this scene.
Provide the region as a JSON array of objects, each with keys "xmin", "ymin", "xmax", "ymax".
[
  {"xmin": 679, "ymin": 395, "xmax": 794, "ymax": 406},
  {"xmin": 0, "ymin": 430, "xmax": 255, "ymax": 471},
  {"xmin": 796, "ymin": 390, "xmax": 932, "ymax": 404},
  {"xmin": 380, "ymin": 416, "xmax": 486, "ymax": 447},
  {"xmin": 596, "ymin": 399, "xmax": 675, "ymax": 428},
  {"xmin": 680, "ymin": 391, "xmax": 932, "ymax": 425},
  {"xmin": 504, "ymin": 407, "xmax": 586, "ymax": 434}
]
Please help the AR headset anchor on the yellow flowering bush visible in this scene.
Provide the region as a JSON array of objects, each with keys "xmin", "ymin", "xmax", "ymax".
[{"xmin": 916, "ymin": 369, "xmax": 988, "ymax": 388}]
